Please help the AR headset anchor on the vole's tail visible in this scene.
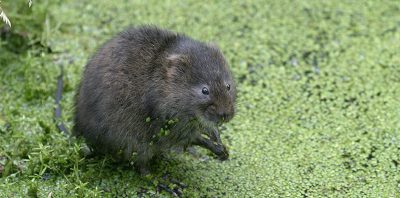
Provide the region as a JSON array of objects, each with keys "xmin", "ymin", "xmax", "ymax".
[{"xmin": 54, "ymin": 64, "xmax": 69, "ymax": 135}]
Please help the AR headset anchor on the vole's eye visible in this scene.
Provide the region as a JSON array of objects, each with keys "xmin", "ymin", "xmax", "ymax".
[
  {"xmin": 226, "ymin": 84, "xmax": 231, "ymax": 91},
  {"xmin": 202, "ymin": 87, "xmax": 209, "ymax": 95}
]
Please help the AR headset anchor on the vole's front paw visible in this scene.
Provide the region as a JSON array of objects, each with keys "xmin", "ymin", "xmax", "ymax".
[
  {"xmin": 192, "ymin": 136, "xmax": 229, "ymax": 161},
  {"xmin": 216, "ymin": 144, "xmax": 229, "ymax": 161}
]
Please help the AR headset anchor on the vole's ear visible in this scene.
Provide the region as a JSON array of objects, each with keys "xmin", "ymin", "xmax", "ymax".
[
  {"xmin": 165, "ymin": 54, "xmax": 189, "ymax": 80},
  {"xmin": 166, "ymin": 54, "xmax": 189, "ymax": 66}
]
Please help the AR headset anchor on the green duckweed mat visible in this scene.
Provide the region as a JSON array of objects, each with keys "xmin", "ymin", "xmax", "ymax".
[{"xmin": 0, "ymin": 0, "xmax": 399, "ymax": 197}]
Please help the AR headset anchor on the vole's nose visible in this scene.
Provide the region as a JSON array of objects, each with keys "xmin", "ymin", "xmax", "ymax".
[{"xmin": 208, "ymin": 104, "xmax": 234, "ymax": 123}]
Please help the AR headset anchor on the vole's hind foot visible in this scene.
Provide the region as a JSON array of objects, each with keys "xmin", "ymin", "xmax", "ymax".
[
  {"xmin": 139, "ymin": 173, "xmax": 186, "ymax": 197},
  {"xmin": 136, "ymin": 187, "xmax": 148, "ymax": 198},
  {"xmin": 157, "ymin": 183, "xmax": 182, "ymax": 197},
  {"xmin": 162, "ymin": 173, "xmax": 187, "ymax": 189},
  {"xmin": 80, "ymin": 143, "xmax": 96, "ymax": 158},
  {"xmin": 156, "ymin": 173, "xmax": 187, "ymax": 197}
]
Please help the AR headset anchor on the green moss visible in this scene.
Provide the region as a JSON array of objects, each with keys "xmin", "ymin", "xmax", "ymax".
[
  {"xmin": 1, "ymin": 0, "xmax": 400, "ymax": 197},
  {"xmin": 145, "ymin": 117, "xmax": 151, "ymax": 123}
]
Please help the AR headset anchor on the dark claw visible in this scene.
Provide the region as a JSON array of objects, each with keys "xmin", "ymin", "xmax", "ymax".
[
  {"xmin": 163, "ymin": 173, "xmax": 188, "ymax": 188},
  {"xmin": 216, "ymin": 144, "xmax": 229, "ymax": 161},
  {"xmin": 137, "ymin": 187, "xmax": 148, "ymax": 198},
  {"xmin": 206, "ymin": 127, "xmax": 222, "ymax": 144},
  {"xmin": 192, "ymin": 134, "xmax": 230, "ymax": 161},
  {"xmin": 154, "ymin": 173, "xmax": 186, "ymax": 197},
  {"xmin": 173, "ymin": 187, "xmax": 183, "ymax": 197},
  {"xmin": 212, "ymin": 128, "xmax": 222, "ymax": 145},
  {"xmin": 157, "ymin": 183, "xmax": 179, "ymax": 197}
]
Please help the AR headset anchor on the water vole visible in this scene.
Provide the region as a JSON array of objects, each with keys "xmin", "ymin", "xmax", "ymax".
[{"xmin": 73, "ymin": 26, "xmax": 236, "ymax": 174}]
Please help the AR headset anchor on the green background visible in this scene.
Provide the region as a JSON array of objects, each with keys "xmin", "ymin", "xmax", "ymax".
[{"xmin": 1, "ymin": 0, "xmax": 399, "ymax": 197}]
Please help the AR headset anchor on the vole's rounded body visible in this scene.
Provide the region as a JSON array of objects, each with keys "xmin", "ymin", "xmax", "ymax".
[{"xmin": 74, "ymin": 26, "xmax": 236, "ymax": 174}]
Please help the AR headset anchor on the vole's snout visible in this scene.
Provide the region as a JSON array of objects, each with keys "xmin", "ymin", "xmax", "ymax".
[
  {"xmin": 219, "ymin": 106, "xmax": 235, "ymax": 122},
  {"xmin": 217, "ymin": 111, "xmax": 232, "ymax": 123},
  {"xmin": 216, "ymin": 112, "xmax": 228, "ymax": 122},
  {"xmin": 222, "ymin": 108, "xmax": 235, "ymax": 122},
  {"xmin": 207, "ymin": 104, "xmax": 234, "ymax": 123}
]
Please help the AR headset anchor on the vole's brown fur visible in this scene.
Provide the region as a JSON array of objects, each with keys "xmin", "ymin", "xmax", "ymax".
[{"xmin": 73, "ymin": 26, "xmax": 236, "ymax": 174}]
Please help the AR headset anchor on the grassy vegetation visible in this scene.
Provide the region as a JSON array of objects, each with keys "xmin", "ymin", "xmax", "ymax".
[{"xmin": 1, "ymin": 0, "xmax": 400, "ymax": 197}]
